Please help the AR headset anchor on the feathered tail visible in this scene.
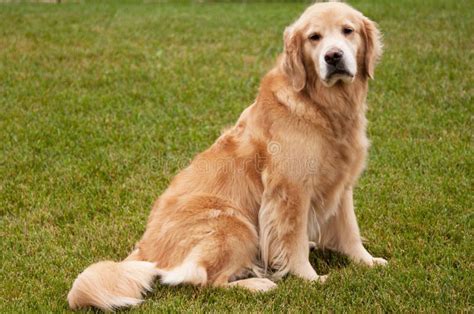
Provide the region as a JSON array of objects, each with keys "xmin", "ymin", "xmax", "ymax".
[{"xmin": 67, "ymin": 260, "xmax": 159, "ymax": 311}]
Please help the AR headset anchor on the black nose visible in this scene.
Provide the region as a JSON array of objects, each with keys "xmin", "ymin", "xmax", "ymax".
[{"xmin": 324, "ymin": 49, "xmax": 344, "ymax": 66}]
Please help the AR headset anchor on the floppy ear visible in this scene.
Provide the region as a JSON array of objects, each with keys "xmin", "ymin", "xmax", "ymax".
[
  {"xmin": 282, "ymin": 27, "xmax": 306, "ymax": 91},
  {"xmin": 362, "ymin": 17, "xmax": 383, "ymax": 79}
]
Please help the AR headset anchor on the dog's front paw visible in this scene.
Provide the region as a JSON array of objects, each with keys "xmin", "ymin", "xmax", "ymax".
[
  {"xmin": 291, "ymin": 261, "xmax": 328, "ymax": 283},
  {"xmin": 367, "ymin": 257, "xmax": 388, "ymax": 267},
  {"xmin": 298, "ymin": 270, "xmax": 329, "ymax": 284},
  {"xmin": 301, "ymin": 273, "xmax": 328, "ymax": 284},
  {"xmin": 315, "ymin": 274, "xmax": 328, "ymax": 284}
]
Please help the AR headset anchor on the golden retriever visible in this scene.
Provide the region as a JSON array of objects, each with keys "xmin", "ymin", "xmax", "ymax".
[{"xmin": 68, "ymin": 2, "xmax": 386, "ymax": 310}]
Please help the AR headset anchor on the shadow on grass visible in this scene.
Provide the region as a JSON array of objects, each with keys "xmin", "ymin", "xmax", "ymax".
[{"xmin": 310, "ymin": 248, "xmax": 351, "ymax": 275}]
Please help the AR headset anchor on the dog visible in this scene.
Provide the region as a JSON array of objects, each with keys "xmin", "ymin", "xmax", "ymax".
[{"xmin": 68, "ymin": 2, "xmax": 386, "ymax": 310}]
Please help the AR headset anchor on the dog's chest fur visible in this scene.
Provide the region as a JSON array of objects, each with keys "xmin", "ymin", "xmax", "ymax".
[
  {"xmin": 309, "ymin": 123, "xmax": 368, "ymax": 219},
  {"xmin": 267, "ymin": 75, "xmax": 369, "ymax": 218}
]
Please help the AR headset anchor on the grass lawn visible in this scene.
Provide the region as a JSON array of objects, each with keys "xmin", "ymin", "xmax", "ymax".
[{"xmin": 0, "ymin": 0, "xmax": 472, "ymax": 312}]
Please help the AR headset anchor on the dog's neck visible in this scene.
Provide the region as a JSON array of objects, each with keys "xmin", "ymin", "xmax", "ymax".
[
  {"xmin": 310, "ymin": 77, "xmax": 368, "ymax": 131},
  {"xmin": 269, "ymin": 68, "xmax": 369, "ymax": 138}
]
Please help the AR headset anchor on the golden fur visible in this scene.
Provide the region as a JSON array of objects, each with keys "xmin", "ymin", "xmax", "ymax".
[{"xmin": 68, "ymin": 2, "xmax": 387, "ymax": 311}]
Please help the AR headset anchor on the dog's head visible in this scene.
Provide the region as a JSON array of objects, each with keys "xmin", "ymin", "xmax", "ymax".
[{"xmin": 282, "ymin": 2, "xmax": 382, "ymax": 90}]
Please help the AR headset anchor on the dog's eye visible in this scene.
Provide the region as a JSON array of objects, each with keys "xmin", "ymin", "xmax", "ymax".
[
  {"xmin": 343, "ymin": 27, "xmax": 354, "ymax": 35},
  {"xmin": 309, "ymin": 33, "xmax": 321, "ymax": 41}
]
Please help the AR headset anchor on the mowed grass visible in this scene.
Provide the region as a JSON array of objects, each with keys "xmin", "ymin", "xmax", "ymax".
[{"xmin": 0, "ymin": 0, "xmax": 472, "ymax": 312}]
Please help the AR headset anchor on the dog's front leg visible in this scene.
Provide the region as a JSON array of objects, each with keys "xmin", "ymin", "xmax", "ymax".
[
  {"xmin": 323, "ymin": 188, "xmax": 387, "ymax": 267},
  {"xmin": 258, "ymin": 177, "xmax": 327, "ymax": 282}
]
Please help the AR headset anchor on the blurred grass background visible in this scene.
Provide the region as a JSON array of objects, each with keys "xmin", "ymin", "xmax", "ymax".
[{"xmin": 0, "ymin": 0, "xmax": 472, "ymax": 312}]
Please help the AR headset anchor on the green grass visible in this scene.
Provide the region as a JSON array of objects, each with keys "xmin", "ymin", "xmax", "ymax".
[{"xmin": 0, "ymin": 0, "xmax": 472, "ymax": 312}]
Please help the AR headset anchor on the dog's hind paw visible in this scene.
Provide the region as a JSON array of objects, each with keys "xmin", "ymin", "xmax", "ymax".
[{"xmin": 228, "ymin": 278, "xmax": 277, "ymax": 292}]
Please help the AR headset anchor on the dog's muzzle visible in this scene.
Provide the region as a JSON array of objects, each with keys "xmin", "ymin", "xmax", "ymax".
[{"xmin": 324, "ymin": 48, "xmax": 354, "ymax": 79}]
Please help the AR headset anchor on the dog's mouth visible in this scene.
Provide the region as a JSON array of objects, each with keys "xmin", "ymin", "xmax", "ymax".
[
  {"xmin": 323, "ymin": 65, "xmax": 355, "ymax": 86},
  {"xmin": 326, "ymin": 66, "xmax": 354, "ymax": 79},
  {"xmin": 331, "ymin": 69, "xmax": 353, "ymax": 76}
]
